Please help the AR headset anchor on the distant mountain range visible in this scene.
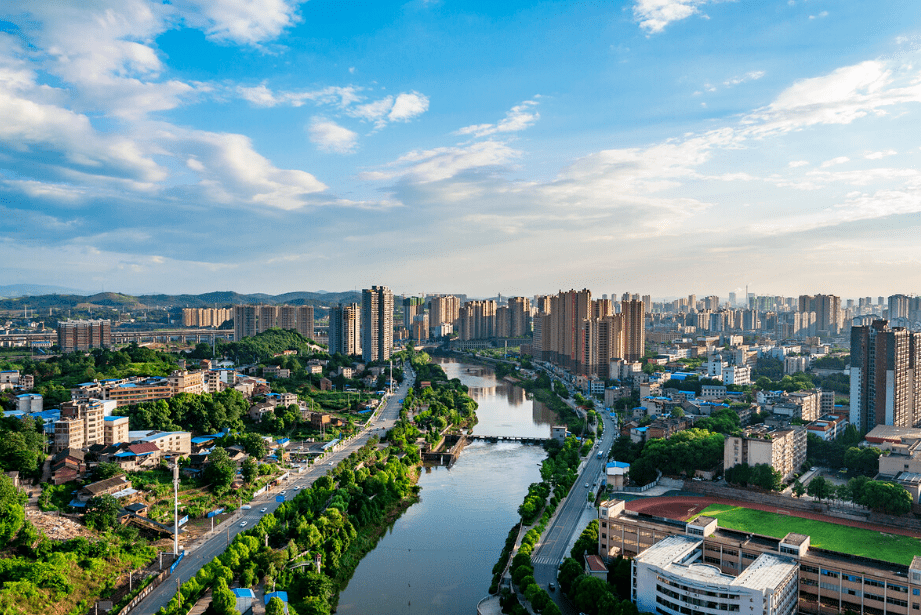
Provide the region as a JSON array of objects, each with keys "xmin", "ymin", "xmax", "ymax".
[
  {"xmin": 0, "ymin": 290, "xmax": 364, "ymax": 312},
  {"xmin": 0, "ymin": 284, "xmax": 90, "ymax": 298}
]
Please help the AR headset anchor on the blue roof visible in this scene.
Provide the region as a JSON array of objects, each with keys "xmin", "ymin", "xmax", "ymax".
[
  {"xmin": 669, "ymin": 373, "xmax": 689, "ymax": 380},
  {"xmin": 634, "ymin": 426, "xmax": 648, "ymax": 432},
  {"xmin": 104, "ymin": 416, "xmax": 126, "ymax": 421},
  {"xmin": 276, "ymin": 438, "xmax": 290, "ymax": 444},
  {"xmin": 232, "ymin": 589, "xmax": 255, "ymax": 598},
  {"xmin": 607, "ymin": 461, "xmax": 630, "ymax": 469},
  {"xmin": 191, "ymin": 436, "xmax": 216, "ymax": 444},
  {"xmin": 264, "ymin": 591, "xmax": 288, "ymax": 605}
]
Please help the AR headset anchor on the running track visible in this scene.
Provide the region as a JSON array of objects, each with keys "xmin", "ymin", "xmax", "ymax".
[{"xmin": 626, "ymin": 495, "xmax": 921, "ymax": 539}]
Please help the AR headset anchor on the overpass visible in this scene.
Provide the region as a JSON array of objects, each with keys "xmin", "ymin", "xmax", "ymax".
[{"xmin": 0, "ymin": 328, "xmax": 234, "ymax": 347}]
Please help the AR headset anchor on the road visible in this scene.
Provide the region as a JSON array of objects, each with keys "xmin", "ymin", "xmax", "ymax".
[
  {"xmin": 136, "ymin": 363, "xmax": 414, "ymax": 614},
  {"xmin": 530, "ymin": 406, "xmax": 618, "ymax": 614}
]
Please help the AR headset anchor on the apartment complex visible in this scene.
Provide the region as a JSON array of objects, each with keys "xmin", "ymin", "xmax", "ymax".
[
  {"xmin": 329, "ymin": 303, "xmax": 362, "ymax": 356},
  {"xmin": 57, "ymin": 319, "xmax": 112, "ymax": 352},
  {"xmin": 723, "ymin": 425, "xmax": 807, "ymax": 481},
  {"xmin": 599, "ymin": 499, "xmax": 921, "ymax": 615},
  {"xmin": 530, "ymin": 290, "xmax": 645, "ymax": 377},
  {"xmin": 233, "ymin": 304, "xmax": 314, "ymax": 341},
  {"xmin": 429, "ymin": 295, "xmax": 461, "ymax": 329},
  {"xmin": 362, "ymin": 286, "xmax": 394, "ymax": 363},
  {"xmin": 850, "ymin": 319, "xmax": 921, "ymax": 433},
  {"xmin": 798, "ymin": 294, "xmax": 842, "ymax": 335},
  {"xmin": 181, "ymin": 307, "xmax": 232, "ymax": 327},
  {"xmin": 54, "ymin": 399, "xmax": 124, "ymax": 452}
]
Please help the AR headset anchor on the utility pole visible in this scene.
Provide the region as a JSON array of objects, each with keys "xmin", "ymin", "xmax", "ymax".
[{"xmin": 173, "ymin": 462, "xmax": 179, "ymax": 557}]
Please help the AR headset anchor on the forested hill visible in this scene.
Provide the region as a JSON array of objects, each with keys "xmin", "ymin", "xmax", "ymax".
[{"xmin": 0, "ymin": 290, "xmax": 363, "ymax": 311}]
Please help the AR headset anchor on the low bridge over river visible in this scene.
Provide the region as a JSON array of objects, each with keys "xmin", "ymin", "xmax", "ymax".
[{"xmin": 467, "ymin": 435, "xmax": 551, "ymax": 445}]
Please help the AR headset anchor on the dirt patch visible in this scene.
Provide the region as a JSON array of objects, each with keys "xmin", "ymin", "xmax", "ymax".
[{"xmin": 27, "ymin": 510, "xmax": 95, "ymax": 540}]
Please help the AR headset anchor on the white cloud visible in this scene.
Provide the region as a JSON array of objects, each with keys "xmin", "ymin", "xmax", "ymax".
[
  {"xmin": 345, "ymin": 91, "xmax": 430, "ymax": 128},
  {"xmin": 820, "ymin": 156, "xmax": 850, "ymax": 168},
  {"xmin": 788, "ymin": 160, "xmax": 809, "ymax": 168},
  {"xmin": 456, "ymin": 99, "xmax": 540, "ymax": 138},
  {"xmin": 866, "ymin": 149, "xmax": 897, "ymax": 159},
  {"xmin": 740, "ymin": 60, "xmax": 921, "ymax": 137},
  {"xmin": 308, "ymin": 118, "xmax": 359, "ymax": 154},
  {"xmin": 633, "ymin": 0, "xmax": 718, "ymax": 34},
  {"xmin": 174, "ymin": 0, "xmax": 301, "ymax": 45},
  {"xmin": 389, "ymin": 92, "xmax": 430, "ymax": 122},
  {"xmin": 723, "ymin": 71, "xmax": 765, "ymax": 87},
  {"xmin": 237, "ymin": 85, "xmax": 362, "ymax": 108},
  {"xmin": 359, "ymin": 140, "xmax": 521, "ymax": 183},
  {"xmin": 164, "ymin": 126, "xmax": 328, "ymax": 210},
  {"xmin": 751, "ymin": 178, "xmax": 921, "ymax": 235}
]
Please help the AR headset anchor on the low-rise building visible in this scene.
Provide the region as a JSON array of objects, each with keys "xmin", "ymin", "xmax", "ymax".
[
  {"xmin": 805, "ymin": 412, "xmax": 849, "ymax": 441},
  {"xmin": 724, "ymin": 425, "xmax": 806, "ymax": 481},
  {"xmin": 16, "ymin": 393, "xmax": 42, "ymax": 413},
  {"xmin": 127, "ymin": 430, "xmax": 191, "ymax": 456}
]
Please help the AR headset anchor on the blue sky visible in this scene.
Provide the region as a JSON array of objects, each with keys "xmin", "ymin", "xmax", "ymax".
[{"xmin": 2, "ymin": 0, "xmax": 920, "ymax": 299}]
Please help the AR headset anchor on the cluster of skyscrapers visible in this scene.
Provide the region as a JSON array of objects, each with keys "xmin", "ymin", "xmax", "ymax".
[
  {"xmin": 530, "ymin": 290, "xmax": 646, "ymax": 378},
  {"xmin": 326, "ymin": 286, "xmax": 395, "ymax": 364}
]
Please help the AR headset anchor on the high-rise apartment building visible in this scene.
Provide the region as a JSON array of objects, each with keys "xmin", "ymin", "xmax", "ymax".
[
  {"xmin": 233, "ymin": 304, "xmax": 313, "ymax": 341},
  {"xmin": 622, "ymin": 299, "xmax": 645, "ymax": 362},
  {"xmin": 507, "ymin": 296, "xmax": 531, "ymax": 337},
  {"xmin": 57, "ymin": 319, "xmax": 112, "ymax": 353},
  {"xmin": 429, "ymin": 295, "xmax": 461, "ymax": 328},
  {"xmin": 362, "ymin": 286, "xmax": 394, "ymax": 363},
  {"xmin": 182, "ymin": 308, "xmax": 232, "ymax": 328},
  {"xmin": 457, "ymin": 300, "xmax": 497, "ymax": 340},
  {"xmin": 850, "ymin": 320, "xmax": 921, "ymax": 432},
  {"xmin": 329, "ymin": 303, "xmax": 361, "ymax": 356},
  {"xmin": 550, "ymin": 289, "xmax": 592, "ymax": 372},
  {"xmin": 402, "ymin": 297, "xmax": 425, "ymax": 328},
  {"xmin": 296, "ymin": 306, "xmax": 315, "ymax": 340},
  {"xmin": 257, "ymin": 305, "xmax": 278, "ymax": 333},
  {"xmin": 233, "ymin": 305, "xmax": 257, "ymax": 341},
  {"xmin": 798, "ymin": 294, "xmax": 841, "ymax": 334}
]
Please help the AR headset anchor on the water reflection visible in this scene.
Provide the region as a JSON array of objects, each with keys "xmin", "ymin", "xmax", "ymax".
[
  {"xmin": 434, "ymin": 356, "xmax": 556, "ymax": 438},
  {"xmin": 336, "ymin": 358, "xmax": 555, "ymax": 615}
]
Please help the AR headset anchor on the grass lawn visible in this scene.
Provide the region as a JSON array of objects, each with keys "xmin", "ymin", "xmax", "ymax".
[{"xmin": 691, "ymin": 504, "xmax": 921, "ymax": 566}]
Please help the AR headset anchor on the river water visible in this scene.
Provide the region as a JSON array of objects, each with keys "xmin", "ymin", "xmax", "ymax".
[{"xmin": 335, "ymin": 357, "xmax": 554, "ymax": 614}]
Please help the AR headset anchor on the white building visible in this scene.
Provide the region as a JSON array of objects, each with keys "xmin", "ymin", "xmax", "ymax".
[
  {"xmin": 17, "ymin": 393, "xmax": 42, "ymax": 413},
  {"xmin": 632, "ymin": 533, "xmax": 799, "ymax": 615},
  {"xmin": 723, "ymin": 365, "xmax": 751, "ymax": 386}
]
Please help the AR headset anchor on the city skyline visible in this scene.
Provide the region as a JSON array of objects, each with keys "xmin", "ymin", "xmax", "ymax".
[{"xmin": 2, "ymin": 1, "xmax": 921, "ymax": 296}]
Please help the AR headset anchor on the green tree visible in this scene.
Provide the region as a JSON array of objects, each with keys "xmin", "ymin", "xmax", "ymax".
[
  {"xmin": 85, "ymin": 494, "xmax": 120, "ymax": 531},
  {"xmin": 94, "ymin": 462, "xmax": 122, "ymax": 481},
  {"xmin": 570, "ymin": 520, "xmax": 599, "ymax": 563},
  {"xmin": 558, "ymin": 558, "xmax": 583, "ymax": 594},
  {"xmin": 860, "ymin": 481, "xmax": 912, "ymax": 515},
  {"xmin": 242, "ymin": 457, "xmax": 259, "ymax": 484},
  {"xmin": 0, "ymin": 473, "xmax": 25, "ymax": 542},
  {"xmin": 807, "ymin": 476, "xmax": 832, "ymax": 502},
  {"xmin": 204, "ymin": 447, "xmax": 236, "ymax": 492},
  {"xmin": 212, "ymin": 577, "xmax": 237, "ymax": 615},
  {"xmin": 266, "ymin": 597, "xmax": 286, "ymax": 615},
  {"xmin": 793, "ymin": 480, "xmax": 806, "ymax": 498}
]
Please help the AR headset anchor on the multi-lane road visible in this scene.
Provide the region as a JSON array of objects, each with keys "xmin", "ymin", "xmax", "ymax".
[
  {"xmin": 529, "ymin": 381, "xmax": 618, "ymax": 614},
  {"xmin": 136, "ymin": 364, "xmax": 414, "ymax": 614}
]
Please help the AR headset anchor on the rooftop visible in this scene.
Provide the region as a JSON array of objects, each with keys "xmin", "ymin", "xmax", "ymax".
[
  {"xmin": 635, "ymin": 534, "xmax": 700, "ymax": 568},
  {"xmin": 731, "ymin": 553, "xmax": 797, "ymax": 592}
]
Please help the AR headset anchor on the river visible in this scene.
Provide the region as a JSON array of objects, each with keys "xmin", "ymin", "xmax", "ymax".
[{"xmin": 335, "ymin": 357, "xmax": 554, "ymax": 614}]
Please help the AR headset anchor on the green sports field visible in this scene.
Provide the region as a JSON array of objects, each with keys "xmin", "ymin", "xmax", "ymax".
[{"xmin": 691, "ymin": 504, "xmax": 921, "ymax": 566}]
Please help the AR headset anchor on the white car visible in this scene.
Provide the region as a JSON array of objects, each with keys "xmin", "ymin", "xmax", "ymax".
[
  {"xmin": 260, "ymin": 507, "xmax": 267, "ymax": 513},
  {"xmin": 239, "ymin": 521, "xmax": 247, "ymax": 527},
  {"xmin": 279, "ymin": 490, "xmax": 286, "ymax": 495}
]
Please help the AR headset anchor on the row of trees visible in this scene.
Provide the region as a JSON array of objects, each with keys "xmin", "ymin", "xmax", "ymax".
[
  {"xmin": 724, "ymin": 463, "xmax": 784, "ymax": 491},
  {"xmin": 160, "ymin": 436, "xmax": 420, "ymax": 615},
  {"xmin": 794, "ymin": 475, "xmax": 912, "ymax": 515}
]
